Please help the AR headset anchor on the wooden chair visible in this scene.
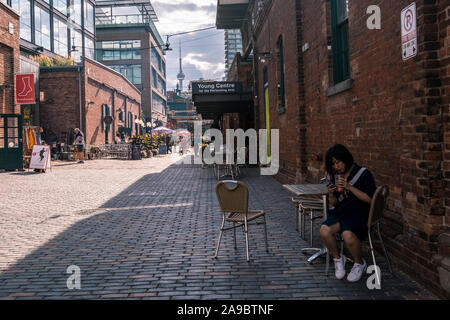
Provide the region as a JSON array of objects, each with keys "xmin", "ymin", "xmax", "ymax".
[
  {"xmin": 214, "ymin": 181, "xmax": 268, "ymax": 261},
  {"xmin": 325, "ymin": 185, "xmax": 393, "ymax": 281}
]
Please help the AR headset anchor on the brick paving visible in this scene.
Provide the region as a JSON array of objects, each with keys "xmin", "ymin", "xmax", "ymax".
[{"xmin": 0, "ymin": 154, "xmax": 438, "ymax": 300}]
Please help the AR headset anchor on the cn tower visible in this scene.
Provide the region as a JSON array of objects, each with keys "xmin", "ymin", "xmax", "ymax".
[{"xmin": 177, "ymin": 41, "xmax": 185, "ymax": 92}]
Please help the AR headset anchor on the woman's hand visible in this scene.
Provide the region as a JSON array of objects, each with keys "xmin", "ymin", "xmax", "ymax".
[
  {"xmin": 326, "ymin": 182, "xmax": 337, "ymax": 194},
  {"xmin": 336, "ymin": 176, "xmax": 350, "ymax": 190}
]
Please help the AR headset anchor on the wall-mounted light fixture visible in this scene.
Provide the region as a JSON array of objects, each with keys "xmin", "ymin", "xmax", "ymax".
[
  {"xmin": 86, "ymin": 100, "xmax": 95, "ymax": 106},
  {"xmin": 257, "ymin": 52, "xmax": 272, "ymax": 63}
]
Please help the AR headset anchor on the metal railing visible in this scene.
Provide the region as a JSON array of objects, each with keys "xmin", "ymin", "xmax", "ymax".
[
  {"xmin": 95, "ymin": 13, "xmax": 165, "ymax": 48},
  {"xmin": 95, "ymin": 14, "xmax": 151, "ymax": 26}
]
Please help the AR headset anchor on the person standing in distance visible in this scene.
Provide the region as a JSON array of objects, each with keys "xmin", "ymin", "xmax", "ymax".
[{"xmin": 73, "ymin": 128, "xmax": 85, "ymax": 163}]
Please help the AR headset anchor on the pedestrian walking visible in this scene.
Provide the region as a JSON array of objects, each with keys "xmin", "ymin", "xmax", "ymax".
[{"xmin": 73, "ymin": 128, "xmax": 85, "ymax": 163}]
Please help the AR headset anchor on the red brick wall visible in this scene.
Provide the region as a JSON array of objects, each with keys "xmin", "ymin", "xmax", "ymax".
[
  {"xmin": 39, "ymin": 58, "xmax": 141, "ymax": 146},
  {"xmin": 82, "ymin": 59, "xmax": 140, "ymax": 145},
  {"xmin": 0, "ymin": 3, "xmax": 20, "ymax": 114},
  {"xmin": 298, "ymin": 0, "xmax": 449, "ymax": 298},
  {"xmin": 39, "ymin": 69, "xmax": 80, "ymax": 142},
  {"xmin": 440, "ymin": 0, "xmax": 450, "ymax": 226},
  {"xmin": 240, "ymin": 0, "xmax": 449, "ymax": 298},
  {"xmin": 253, "ymin": 0, "xmax": 303, "ymax": 183}
]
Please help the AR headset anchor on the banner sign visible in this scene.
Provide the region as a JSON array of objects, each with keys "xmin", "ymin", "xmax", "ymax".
[
  {"xmin": 192, "ymin": 82, "xmax": 242, "ymax": 95},
  {"xmin": 15, "ymin": 74, "xmax": 35, "ymax": 104}
]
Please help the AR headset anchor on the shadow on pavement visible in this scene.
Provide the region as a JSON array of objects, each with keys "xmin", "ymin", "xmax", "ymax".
[{"xmin": 0, "ymin": 158, "xmax": 436, "ymax": 300}]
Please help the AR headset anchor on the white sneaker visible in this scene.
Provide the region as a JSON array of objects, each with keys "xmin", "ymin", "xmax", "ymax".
[
  {"xmin": 333, "ymin": 255, "xmax": 347, "ymax": 280},
  {"xmin": 347, "ymin": 259, "xmax": 367, "ymax": 282}
]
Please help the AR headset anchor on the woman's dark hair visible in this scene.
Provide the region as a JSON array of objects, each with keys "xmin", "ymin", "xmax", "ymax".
[{"xmin": 325, "ymin": 144, "xmax": 354, "ymax": 175}]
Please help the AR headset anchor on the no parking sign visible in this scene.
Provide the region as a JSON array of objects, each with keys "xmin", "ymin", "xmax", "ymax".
[{"xmin": 401, "ymin": 2, "xmax": 417, "ymax": 60}]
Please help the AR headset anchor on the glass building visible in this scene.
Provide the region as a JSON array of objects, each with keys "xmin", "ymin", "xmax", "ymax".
[
  {"xmin": 95, "ymin": 0, "xmax": 167, "ymax": 126},
  {"xmin": 3, "ymin": 0, "xmax": 95, "ymax": 61},
  {"xmin": 224, "ymin": 29, "xmax": 243, "ymax": 74}
]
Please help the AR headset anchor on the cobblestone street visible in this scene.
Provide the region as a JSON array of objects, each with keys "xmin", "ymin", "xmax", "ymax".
[{"xmin": 0, "ymin": 154, "xmax": 437, "ymax": 300}]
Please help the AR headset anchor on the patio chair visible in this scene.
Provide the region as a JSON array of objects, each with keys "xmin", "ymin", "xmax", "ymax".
[
  {"xmin": 325, "ymin": 185, "xmax": 393, "ymax": 281},
  {"xmin": 214, "ymin": 180, "xmax": 268, "ymax": 262},
  {"xmin": 291, "ymin": 195, "xmax": 324, "ymax": 244}
]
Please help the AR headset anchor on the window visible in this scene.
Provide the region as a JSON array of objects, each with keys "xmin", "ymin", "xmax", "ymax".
[
  {"xmin": 35, "ymin": 5, "xmax": 51, "ymax": 50},
  {"xmin": 157, "ymin": 75, "xmax": 166, "ymax": 95},
  {"xmin": 85, "ymin": 37, "xmax": 94, "ymax": 59},
  {"xmin": 53, "ymin": 17, "xmax": 68, "ymax": 56},
  {"xmin": 85, "ymin": 1, "xmax": 94, "ymax": 34},
  {"xmin": 110, "ymin": 65, "xmax": 141, "ymax": 85},
  {"xmin": 152, "ymin": 67, "xmax": 157, "ymax": 87},
  {"xmin": 96, "ymin": 40, "xmax": 141, "ymax": 61},
  {"xmin": 70, "ymin": 29, "xmax": 82, "ymax": 62},
  {"xmin": 277, "ymin": 36, "xmax": 285, "ymax": 112},
  {"xmin": 128, "ymin": 112, "xmax": 133, "ymax": 129},
  {"xmin": 132, "ymin": 65, "xmax": 141, "ymax": 85},
  {"xmin": 54, "ymin": 0, "xmax": 67, "ymax": 15},
  {"xmin": 151, "ymin": 47, "xmax": 162, "ymax": 72},
  {"xmin": 330, "ymin": 0, "xmax": 350, "ymax": 84},
  {"xmin": 70, "ymin": 0, "xmax": 82, "ymax": 26},
  {"xmin": 12, "ymin": 0, "xmax": 31, "ymax": 41},
  {"xmin": 152, "ymin": 93, "xmax": 166, "ymax": 114}
]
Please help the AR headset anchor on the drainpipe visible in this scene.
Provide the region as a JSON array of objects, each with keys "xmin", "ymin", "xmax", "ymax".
[{"xmin": 78, "ymin": 61, "xmax": 83, "ymax": 133}]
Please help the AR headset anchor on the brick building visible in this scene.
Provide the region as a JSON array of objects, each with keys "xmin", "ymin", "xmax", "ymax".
[
  {"xmin": 217, "ymin": 0, "xmax": 450, "ymax": 298},
  {"xmin": 0, "ymin": 2, "xmax": 20, "ymax": 114},
  {"xmin": 39, "ymin": 57, "xmax": 141, "ymax": 145}
]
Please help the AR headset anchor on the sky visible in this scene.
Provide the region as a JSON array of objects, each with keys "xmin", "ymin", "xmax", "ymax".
[{"xmin": 151, "ymin": 0, "xmax": 226, "ymax": 91}]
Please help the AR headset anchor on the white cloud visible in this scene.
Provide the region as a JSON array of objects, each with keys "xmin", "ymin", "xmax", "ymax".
[
  {"xmin": 151, "ymin": 0, "xmax": 226, "ymax": 90},
  {"xmin": 184, "ymin": 53, "xmax": 225, "ymax": 76}
]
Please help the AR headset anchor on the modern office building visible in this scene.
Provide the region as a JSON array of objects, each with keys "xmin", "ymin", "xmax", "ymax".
[
  {"xmin": 3, "ymin": 0, "xmax": 96, "ymax": 61},
  {"xmin": 95, "ymin": 0, "xmax": 168, "ymax": 126},
  {"xmin": 1, "ymin": 0, "xmax": 96, "ymax": 126},
  {"xmin": 224, "ymin": 29, "xmax": 243, "ymax": 75}
]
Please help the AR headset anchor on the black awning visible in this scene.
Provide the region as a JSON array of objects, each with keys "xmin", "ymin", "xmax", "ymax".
[
  {"xmin": 193, "ymin": 92, "xmax": 253, "ymax": 119},
  {"xmin": 216, "ymin": 0, "xmax": 249, "ymax": 29}
]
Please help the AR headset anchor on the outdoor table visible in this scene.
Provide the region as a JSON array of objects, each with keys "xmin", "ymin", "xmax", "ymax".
[
  {"xmin": 283, "ymin": 184, "xmax": 328, "ymax": 263},
  {"xmin": 213, "ymin": 145, "xmax": 236, "ymax": 180}
]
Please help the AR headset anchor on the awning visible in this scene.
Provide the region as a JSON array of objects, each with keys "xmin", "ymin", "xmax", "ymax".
[
  {"xmin": 193, "ymin": 93, "xmax": 253, "ymax": 119},
  {"xmin": 216, "ymin": 0, "xmax": 249, "ymax": 29},
  {"xmin": 192, "ymin": 81, "xmax": 253, "ymax": 119}
]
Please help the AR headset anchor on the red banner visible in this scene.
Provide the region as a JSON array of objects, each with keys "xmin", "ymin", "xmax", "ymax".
[{"xmin": 15, "ymin": 74, "xmax": 35, "ymax": 104}]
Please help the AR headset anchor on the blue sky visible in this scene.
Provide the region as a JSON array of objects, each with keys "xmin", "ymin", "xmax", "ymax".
[{"xmin": 152, "ymin": 0, "xmax": 226, "ymax": 91}]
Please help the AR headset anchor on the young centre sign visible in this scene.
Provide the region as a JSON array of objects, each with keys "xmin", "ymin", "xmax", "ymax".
[{"xmin": 192, "ymin": 82, "xmax": 242, "ymax": 95}]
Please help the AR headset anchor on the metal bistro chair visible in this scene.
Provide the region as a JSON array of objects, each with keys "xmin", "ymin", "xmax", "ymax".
[
  {"xmin": 291, "ymin": 195, "xmax": 324, "ymax": 246},
  {"xmin": 325, "ymin": 185, "xmax": 393, "ymax": 282},
  {"xmin": 214, "ymin": 181, "xmax": 269, "ymax": 262}
]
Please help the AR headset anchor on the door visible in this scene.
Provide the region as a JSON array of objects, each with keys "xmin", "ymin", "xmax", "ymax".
[{"xmin": 0, "ymin": 114, "xmax": 23, "ymax": 170}]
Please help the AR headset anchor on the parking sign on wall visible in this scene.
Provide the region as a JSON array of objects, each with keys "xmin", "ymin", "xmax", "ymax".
[{"xmin": 401, "ymin": 2, "xmax": 417, "ymax": 61}]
